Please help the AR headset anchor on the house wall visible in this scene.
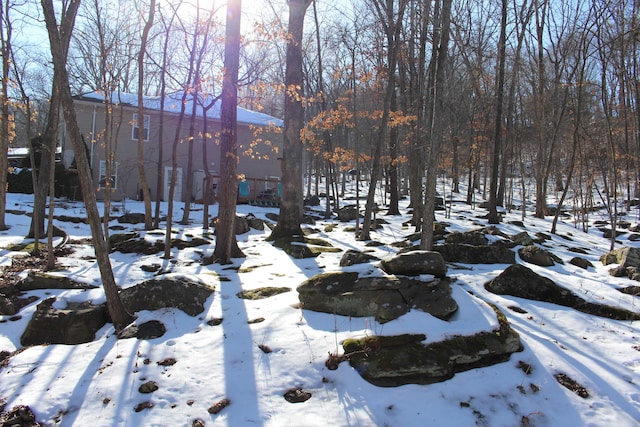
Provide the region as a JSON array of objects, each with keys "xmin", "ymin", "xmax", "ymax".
[{"xmin": 65, "ymin": 100, "xmax": 282, "ymax": 202}]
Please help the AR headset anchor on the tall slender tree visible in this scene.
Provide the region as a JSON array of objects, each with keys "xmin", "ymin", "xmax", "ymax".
[
  {"xmin": 212, "ymin": 0, "xmax": 243, "ymax": 263},
  {"xmin": 268, "ymin": 0, "xmax": 312, "ymax": 241},
  {"xmin": 487, "ymin": 0, "xmax": 508, "ymax": 224},
  {"xmin": 41, "ymin": 0, "xmax": 134, "ymax": 332},
  {"xmin": 420, "ymin": 0, "xmax": 452, "ymax": 250},
  {"xmin": 137, "ymin": 0, "xmax": 156, "ymax": 230}
]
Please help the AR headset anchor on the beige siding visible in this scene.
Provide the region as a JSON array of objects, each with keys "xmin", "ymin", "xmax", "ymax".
[{"xmin": 65, "ymin": 100, "xmax": 282, "ymax": 202}]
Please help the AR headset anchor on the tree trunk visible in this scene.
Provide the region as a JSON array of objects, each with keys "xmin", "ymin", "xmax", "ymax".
[
  {"xmin": 267, "ymin": 0, "xmax": 312, "ymax": 241},
  {"xmin": 487, "ymin": 0, "xmax": 507, "ymax": 224},
  {"xmin": 420, "ymin": 0, "xmax": 452, "ymax": 250},
  {"xmin": 137, "ymin": 0, "xmax": 155, "ymax": 231},
  {"xmin": 0, "ymin": 0, "xmax": 10, "ymax": 231},
  {"xmin": 360, "ymin": 0, "xmax": 408, "ymax": 241},
  {"xmin": 213, "ymin": 0, "xmax": 244, "ymax": 264},
  {"xmin": 42, "ymin": 0, "xmax": 134, "ymax": 331}
]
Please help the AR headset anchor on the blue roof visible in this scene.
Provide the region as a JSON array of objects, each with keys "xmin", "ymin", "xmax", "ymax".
[{"xmin": 78, "ymin": 91, "xmax": 283, "ymax": 127}]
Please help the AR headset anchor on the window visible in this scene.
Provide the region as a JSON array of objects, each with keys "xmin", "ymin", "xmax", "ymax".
[
  {"xmin": 99, "ymin": 160, "xmax": 118, "ymax": 190},
  {"xmin": 132, "ymin": 113, "xmax": 150, "ymax": 141}
]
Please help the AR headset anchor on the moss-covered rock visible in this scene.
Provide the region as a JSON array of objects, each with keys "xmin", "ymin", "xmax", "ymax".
[
  {"xmin": 341, "ymin": 305, "xmax": 522, "ymax": 387},
  {"xmin": 272, "ymin": 236, "xmax": 342, "ymax": 259},
  {"xmin": 485, "ymin": 264, "xmax": 640, "ymax": 321},
  {"xmin": 120, "ymin": 276, "xmax": 214, "ymax": 316},
  {"xmin": 237, "ymin": 287, "xmax": 291, "ymax": 300},
  {"xmin": 297, "ymin": 272, "xmax": 457, "ymax": 323}
]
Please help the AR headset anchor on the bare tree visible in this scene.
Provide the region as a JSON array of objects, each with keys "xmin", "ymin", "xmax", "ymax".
[
  {"xmin": 41, "ymin": 0, "xmax": 134, "ymax": 331},
  {"xmin": 212, "ymin": 0, "xmax": 243, "ymax": 263},
  {"xmin": 486, "ymin": 0, "xmax": 508, "ymax": 224},
  {"xmin": 420, "ymin": 0, "xmax": 452, "ymax": 250},
  {"xmin": 267, "ymin": 0, "xmax": 312, "ymax": 241},
  {"xmin": 360, "ymin": 0, "xmax": 408, "ymax": 241},
  {"xmin": 0, "ymin": 0, "xmax": 11, "ymax": 231},
  {"xmin": 137, "ymin": 0, "xmax": 155, "ymax": 230}
]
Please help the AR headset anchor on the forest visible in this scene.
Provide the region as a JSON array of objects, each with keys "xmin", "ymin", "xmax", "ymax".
[
  {"xmin": 0, "ymin": 2, "xmax": 639, "ymax": 425},
  {"xmin": 0, "ymin": 0, "xmax": 638, "ymax": 322}
]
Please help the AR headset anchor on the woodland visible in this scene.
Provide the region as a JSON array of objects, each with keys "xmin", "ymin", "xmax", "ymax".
[{"xmin": 0, "ymin": 0, "xmax": 638, "ymax": 328}]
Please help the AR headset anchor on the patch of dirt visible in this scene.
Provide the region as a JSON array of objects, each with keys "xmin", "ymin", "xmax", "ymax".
[
  {"xmin": 0, "ymin": 254, "xmax": 50, "ymax": 291},
  {"xmin": 554, "ymin": 373, "xmax": 589, "ymax": 398}
]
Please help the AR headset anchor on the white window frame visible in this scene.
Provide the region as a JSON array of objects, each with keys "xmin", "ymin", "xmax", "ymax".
[
  {"xmin": 132, "ymin": 113, "xmax": 150, "ymax": 142},
  {"xmin": 99, "ymin": 160, "xmax": 118, "ymax": 190}
]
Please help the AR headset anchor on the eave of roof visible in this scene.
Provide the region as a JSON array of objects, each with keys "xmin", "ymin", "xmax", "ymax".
[{"xmin": 74, "ymin": 91, "xmax": 283, "ymax": 128}]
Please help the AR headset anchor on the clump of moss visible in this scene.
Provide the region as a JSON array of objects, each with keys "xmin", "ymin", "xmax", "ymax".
[{"xmin": 237, "ymin": 287, "xmax": 291, "ymax": 300}]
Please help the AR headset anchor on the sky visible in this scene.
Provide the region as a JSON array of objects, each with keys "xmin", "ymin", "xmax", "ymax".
[{"xmin": 0, "ymin": 184, "xmax": 639, "ymax": 426}]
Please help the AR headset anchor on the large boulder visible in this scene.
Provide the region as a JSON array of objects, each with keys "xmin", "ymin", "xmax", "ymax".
[
  {"xmin": 21, "ymin": 298, "xmax": 108, "ymax": 346},
  {"xmin": 601, "ymin": 246, "xmax": 640, "ymax": 279},
  {"xmin": 341, "ymin": 304, "xmax": 523, "ymax": 386},
  {"xmin": 297, "ymin": 271, "xmax": 457, "ymax": 323},
  {"xmin": 336, "ymin": 205, "xmax": 359, "ymax": 222},
  {"xmin": 518, "ymin": 245, "xmax": 560, "ymax": 267},
  {"xmin": 433, "ymin": 243, "xmax": 515, "ymax": 264},
  {"xmin": 380, "ymin": 250, "xmax": 447, "ymax": 278},
  {"xmin": 485, "ymin": 264, "xmax": 640, "ymax": 320},
  {"xmin": 120, "ymin": 276, "xmax": 214, "ymax": 316},
  {"xmin": 445, "ymin": 231, "xmax": 488, "ymax": 246}
]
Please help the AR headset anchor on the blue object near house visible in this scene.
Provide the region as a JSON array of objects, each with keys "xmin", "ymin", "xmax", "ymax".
[{"xmin": 238, "ymin": 180, "xmax": 250, "ymax": 198}]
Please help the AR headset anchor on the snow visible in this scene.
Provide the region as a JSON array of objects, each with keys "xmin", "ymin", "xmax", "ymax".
[
  {"xmin": 78, "ymin": 91, "xmax": 284, "ymax": 127},
  {"xmin": 1, "ymin": 188, "xmax": 640, "ymax": 426}
]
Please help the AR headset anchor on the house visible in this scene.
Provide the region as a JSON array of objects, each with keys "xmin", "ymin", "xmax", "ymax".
[{"xmin": 61, "ymin": 91, "xmax": 283, "ymax": 203}]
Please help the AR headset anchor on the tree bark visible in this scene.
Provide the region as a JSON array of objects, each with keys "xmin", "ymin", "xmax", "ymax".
[
  {"xmin": 267, "ymin": 0, "xmax": 312, "ymax": 241},
  {"xmin": 137, "ymin": 0, "xmax": 155, "ymax": 230},
  {"xmin": 487, "ymin": 0, "xmax": 507, "ymax": 224},
  {"xmin": 41, "ymin": 0, "xmax": 134, "ymax": 331},
  {"xmin": 213, "ymin": 0, "xmax": 244, "ymax": 263},
  {"xmin": 420, "ymin": 0, "xmax": 452, "ymax": 250}
]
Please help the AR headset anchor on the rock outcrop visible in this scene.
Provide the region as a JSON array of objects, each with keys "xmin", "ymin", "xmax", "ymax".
[
  {"xmin": 297, "ymin": 271, "xmax": 457, "ymax": 323},
  {"xmin": 485, "ymin": 264, "xmax": 640, "ymax": 320},
  {"xmin": 21, "ymin": 298, "xmax": 108, "ymax": 346},
  {"xmin": 120, "ymin": 276, "xmax": 214, "ymax": 316},
  {"xmin": 380, "ymin": 250, "xmax": 447, "ymax": 278},
  {"xmin": 341, "ymin": 304, "xmax": 522, "ymax": 386}
]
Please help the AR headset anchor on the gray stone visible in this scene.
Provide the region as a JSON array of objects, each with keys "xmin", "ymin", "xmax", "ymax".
[
  {"xmin": 485, "ymin": 264, "xmax": 640, "ymax": 320},
  {"xmin": 445, "ymin": 231, "xmax": 488, "ymax": 246},
  {"xmin": 339, "ymin": 250, "xmax": 380, "ymax": 267},
  {"xmin": 601, "ymin": 246, "xmax": 640, "ymax": 280},
  {"xmin": 120, "ymin": 277, "xmax": 214, "ymax": 316},
  {"xmin": 569, "ymin": 257, "xmax": 593, "ymax": 269},
  {"xmin": 119, "ymin": 320, "xmax": 167, "ymax": 340},
  {"xmin": 0, "ymin": 296, "xmax": 16, "ymax": 316},
  {"xmin": 518, "ymin": 245, "xmax": 559, "ymax": 267},
  {"xmin": 297, "ymin": 271, "xmax": 457, "ymax": 323},
  {"xmin": 433, "ymin": 243, "xmax": 515, "ymax": 264},
  {"xmin": 336, "ymin": 206, "xmax": 359, "ymax": 222},
  {"xmin": 21, "ymin": 298, "xmax": 108, "ymax": 346},
  {"xmin": 341, "ymin": 304, "xmax": 523, "ymax": 387},
  {"xmin": 380, "ymin": 250, "xmax": 447, "ymax": 278},
  {"xmin": 118, "ymin": 213, "xmax": 146, "ymax": 224},
  {"xmin": 511, "ymin": 231, "xmax": 534, "ymax": 246},
  {"xmin": 245, "ymin": 213, "xmax": 265, "ymax": 231}
]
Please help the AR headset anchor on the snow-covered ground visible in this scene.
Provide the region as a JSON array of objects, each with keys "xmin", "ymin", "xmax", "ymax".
[{"xmin": 0, "ymin": 187, "xmax": 639, "ymax": 427}]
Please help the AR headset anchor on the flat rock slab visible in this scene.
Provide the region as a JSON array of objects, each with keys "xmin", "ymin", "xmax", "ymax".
[
  {"xmin": 485, "ymin": 264, "xmax": 640, "ymax": 321},
  {"xmin": 297, "ymin": 271, "xmax": 457, "ymax": 323},
  {"xmin": 434, "ymin": 243, "xmax": 515, "ymax": 264},
  {"xmin": 342, "ymin": 304, "xmax": 523, "ymax": 387}
]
